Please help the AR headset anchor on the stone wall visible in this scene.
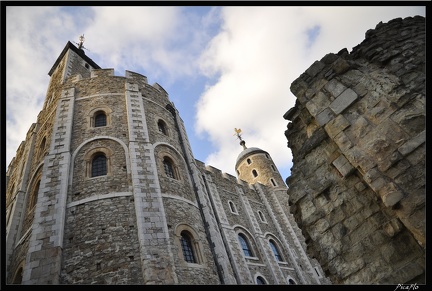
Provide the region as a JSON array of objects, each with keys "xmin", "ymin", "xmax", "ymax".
[{"xmin": 284, "ymin": 16, "xmax": 425, "ymax": 284}]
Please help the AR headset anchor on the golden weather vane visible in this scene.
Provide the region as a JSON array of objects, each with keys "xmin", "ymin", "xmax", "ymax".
[
  {"xmin": 234, "ymin": 128, "xmax": 247, "ymax": 149},
  {"xmin": 233, "ymin": 128, "xmax": 243, "ymax": 141}
]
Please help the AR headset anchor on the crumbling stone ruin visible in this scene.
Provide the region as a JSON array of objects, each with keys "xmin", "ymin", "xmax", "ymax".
[{"xmin": 284, "ymin": 16, "xmax": 425, "ymax": 284}]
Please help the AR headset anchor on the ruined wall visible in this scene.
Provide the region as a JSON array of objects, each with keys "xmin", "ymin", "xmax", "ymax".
[{"xmin": 284, "ymin": 16, "xmax": 425, "ymax": 284}]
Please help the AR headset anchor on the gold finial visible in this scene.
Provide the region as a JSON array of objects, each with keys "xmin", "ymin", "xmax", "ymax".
[
  {"xmin": 234, "ymin": 128, "xmax": 247, "ymax": 150},
  {"xmin": 233, "ymin": 128, "xmax": 242, "ymax": 139}
]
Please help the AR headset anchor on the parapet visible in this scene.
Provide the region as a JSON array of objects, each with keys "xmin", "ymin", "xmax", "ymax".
[{"xmin": 91, "ymin": 68, "xmax": 115, "ymax": 78}]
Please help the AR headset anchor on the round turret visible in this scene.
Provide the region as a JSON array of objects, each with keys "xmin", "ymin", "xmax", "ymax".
[{"xmin": 234, "ymin": 137, "xmax": 286, "ymax": 188}]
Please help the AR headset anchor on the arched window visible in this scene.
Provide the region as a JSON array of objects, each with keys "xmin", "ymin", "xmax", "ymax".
[
  {"xmin": 247, "ymin": 158, "xmax": 251, "ymax": 164},
  {"xmin": 180, "ymin": 231, "xmax": 196, "ymax": 263},
  {"xmin": 157, "ymin": 119, "xmax": 167, "ymax": 135},
  {"xmin": 94, "ymin": 111, "xmax": 107, "ymax": 127},
  {"xmin": 256, "ymin": 276, "xmax": 266, "ymax": 285},
  {"xmin": 12, "ymin": 266, "xmax": 23, "ymax": 284},
  {"xmin": 252, "ymin": 169, "xmax": 258, "ymax": 177},
  {"xmin": 163, "ymin": 157, "xmax": 176, "ymax": 179},
  {"xmin": 30, "ymin": 180, "xmax": 40, "ymax": 210},
  {"xmin": 288, "ymin": 278, "xmax": 296, "ymax": 284},
  {"xmin": 269, "ymin": 239, "xmax": 283, "ymax": 261},
  {"xmin": 39, "ymin": 137, "xmax": 46, "ymax": 159},
  {"xmin": 238, "ymin": 233, "xmax": 253, "ymax": 257},
  {"xmin": 88, "ymin": 107, "xmax": 112, "ymax": 128},
  {"xmin": 92, "ymin": 154, "xmax": 107, "ymax": 177}
]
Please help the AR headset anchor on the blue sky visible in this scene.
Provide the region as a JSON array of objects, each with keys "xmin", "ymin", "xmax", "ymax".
[{"xmin": 5, "ymin": 5, "xmax": 426, "ymax": 182}]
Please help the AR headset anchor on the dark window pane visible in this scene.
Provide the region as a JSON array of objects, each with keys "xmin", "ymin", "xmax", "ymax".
[
  {"xmin": 95, "ymin": 113, "xmax": 107, "ymax": 127},
  {"xmin": 180, "ymin": 232, "xmax": 196, "ymax": 263},
  {"xmin": 256, "ymin": 277, "xmax": 266, "ymax": 285},
  {"xmin": 92, "ymin": 154, "xmax": 107, "ymax": 177},
  {"xmin": 270, "ymin": 240, "xmax": 282, "ymax": 261},
  {"xmin": 238, "ymin": 234, "xmax": 253, "ymax": 257},
  {"xmin": 163, "ymin": 158, "xmax": 175, "ymax": 179},
  {"xmin": 158, "ymin": 120, "xmax": 166, "ymax": 134}
]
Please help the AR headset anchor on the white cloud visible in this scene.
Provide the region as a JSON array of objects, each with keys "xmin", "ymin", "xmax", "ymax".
[
  {"xmin": 194, "ymin": 6, "xmax": 425, "ymax": 179},
  {"xmin": 6, "ymin": 5, "xmax": 425, "ymax": 182}
]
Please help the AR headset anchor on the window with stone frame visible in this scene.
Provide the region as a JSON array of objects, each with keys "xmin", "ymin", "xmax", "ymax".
[
  {"xmin": 39, "ymin": 137, "xmax": 46, "ymax": 159},
  {"xmin": 84, "ymin": 147, "xmax": 113, "ymax": 179},
  {"xmin": 269, "ymin": 239, "xmax": 284, "ymax": 262},
  {"xmin": 29, "ymin": 180, "xmax": 40, "ymax": 210},
  {"xmin": 229, "ymin": 201, "xmax": 238, "ymax": 214},
  {"xmin": 163, "ymin": 156, "xmax": 177, "ymax": 179},
  {"xmin": 175, "ymin": 225, "xmax": 203, "ymax": 265},
  {"xmin": 256, "ymin": 276, "xmax": 266, "ymax": 285},
  {"xmin": 180, "ymin": 230, "xmax": 197, "ymax": 263},
  {"xmin": 157, "ymin": 119, "xmax": 168, "ymax": 135},
  {"xmin": 88, "ymin": 107, "xmax": 112, "ymax": 128},
  {"xmin": 238, "ymin": 233, "xmax": 254, "ymax": 257},
  {"xmin": 252, "ymin": 169, "xmax": 258, "ymax": 177},
  {"xmin": 91, "ymin": 153, "xmax": 107, "ymax": 177},
  {"xmin": 94, "ymin": 111, "xmax": 107, "ymax": 127}
]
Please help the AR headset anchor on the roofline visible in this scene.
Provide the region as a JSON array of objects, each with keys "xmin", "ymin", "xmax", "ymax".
[{"xmin": 48, "ymin": 41, "xmax": 101, "ymax": 76}]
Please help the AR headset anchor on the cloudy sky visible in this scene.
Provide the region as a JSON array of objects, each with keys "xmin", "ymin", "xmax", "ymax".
[{"xmin": 5, "ymin": 5, "xmax": 425, "ymax": 182}]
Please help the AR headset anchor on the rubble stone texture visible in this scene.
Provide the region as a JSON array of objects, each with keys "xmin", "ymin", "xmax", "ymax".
[{"xmin": 284, "ymin": 16, "xmax": 425, "ymax": 284}]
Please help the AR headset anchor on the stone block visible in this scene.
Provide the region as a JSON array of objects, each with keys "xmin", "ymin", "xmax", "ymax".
[
  {"xmin": 398, "ymin": 130, "xmax": 425, "ymax": 156},
  {"xmin": 383, "ymin": 218, "xmax": 403, "ymax": 237},
  {"xmin": 316, "ymin": 108, "xmax": 335, "ymax": 126},
  {"xmin": 324, "ymin": 79, "xmax": 347, "ymax": 98},
  {"xmin": 377, "ymin": 150, "xmax": 402, "ymax": 172},
  {"xmin": 306, "ymin": 60, "xmax": 326, "ymax": 78},
  {"xmin": 305, "ymin": 99, "xmax": 320, "ymax": 117},
  {"xmin": 332, "ymin": 155, "xmax": 355, "ymax": 178},
  {"xmin": 324, "ymin": 115, "xmax": 350, "ymax": 139},
  {"xmin": 290, "ymin": 78, "xmax": 309, "ymax": 102},
  {"xmin": 348, "ymin": 115, "xmax": 371, "ymax": 141},
  {"xmin": 331, "ymin": 57, "xmax": 351, "ymax": 74},
  {"xmin": 329, "ymin": 88, "xmax": 359, "ymax": 114},
  {"xmin": 340, "ymin": 69, "xmax": 365, "ymax": 88},
  {"xmin": 333, "ymin": 131, "xmax": 353, "ymax": 152}
]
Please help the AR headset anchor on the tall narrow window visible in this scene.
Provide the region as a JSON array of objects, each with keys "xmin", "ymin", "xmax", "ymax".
[
  {"xmin": 39, "ymin": 137, "xmax": 46, "ymax": 159},
  {"xmin": 238, "ymin": 234, "xmax": 253, "ymax": 257},
  {"xmin": 163, "ymin": 157, "xmax": 176, "ymax": 179},
  {"xmin": 180, "ymin": 231, "xmax": 196, "ymax": 263},
  {"xmin": 12, "ymin": 266, "xmax": 23, "ymax": 284},
  {"xmin": 30, "ymin": 181, "xmax": 40, "ymax": 210},
  {"xmin": 92, "ymin": 154, "xmax": 107, "ymax": 177},
  {"xmin": 288, "ymin": 279, "xmax": 296, "ymax": 284},
  {"xmin": 252, "ymin": 170, "xmax": 258, "ymax": 177},
  {"xmin": 269, "ymin": 239, "xmax": 283, "ymax": 261},
  {"xmin": 229, "ymin": 201, "xmax": 238, "ymax": 214},
  {"xmin": 94, "ymin": 111, "xmax": 107, "ymax": 127},
  {"xmin": 157, "ymin": 119, "xmax": 167, "ymax": 135},
  {"xmin": 258, "ymin": 211, "xmax": 265, "ymax": 222},
  {"xmin": 256, "ymin": 276, "xmax": 266, "ymax": 285},
  {"xmin": 247, "ymin": 158, "xmax": 251, "ymax": 164},
  {"xmin": 270, "ymin": 178, "xmax": 276, "ymax": 186}
]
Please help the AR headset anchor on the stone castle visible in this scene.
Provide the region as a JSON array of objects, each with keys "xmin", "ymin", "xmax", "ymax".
[
  {"xmin": 5, "ymin": 16, "xmax": 425, "ymax": 285},
  {"xmin": 5, "ymin": 32, "xmax": 327, "ymax": 285}
]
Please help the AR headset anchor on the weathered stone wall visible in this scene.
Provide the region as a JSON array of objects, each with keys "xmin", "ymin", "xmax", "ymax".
[{"xmin": 284, "ymin": 16, "xmax": 425, "ymax": 284}]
